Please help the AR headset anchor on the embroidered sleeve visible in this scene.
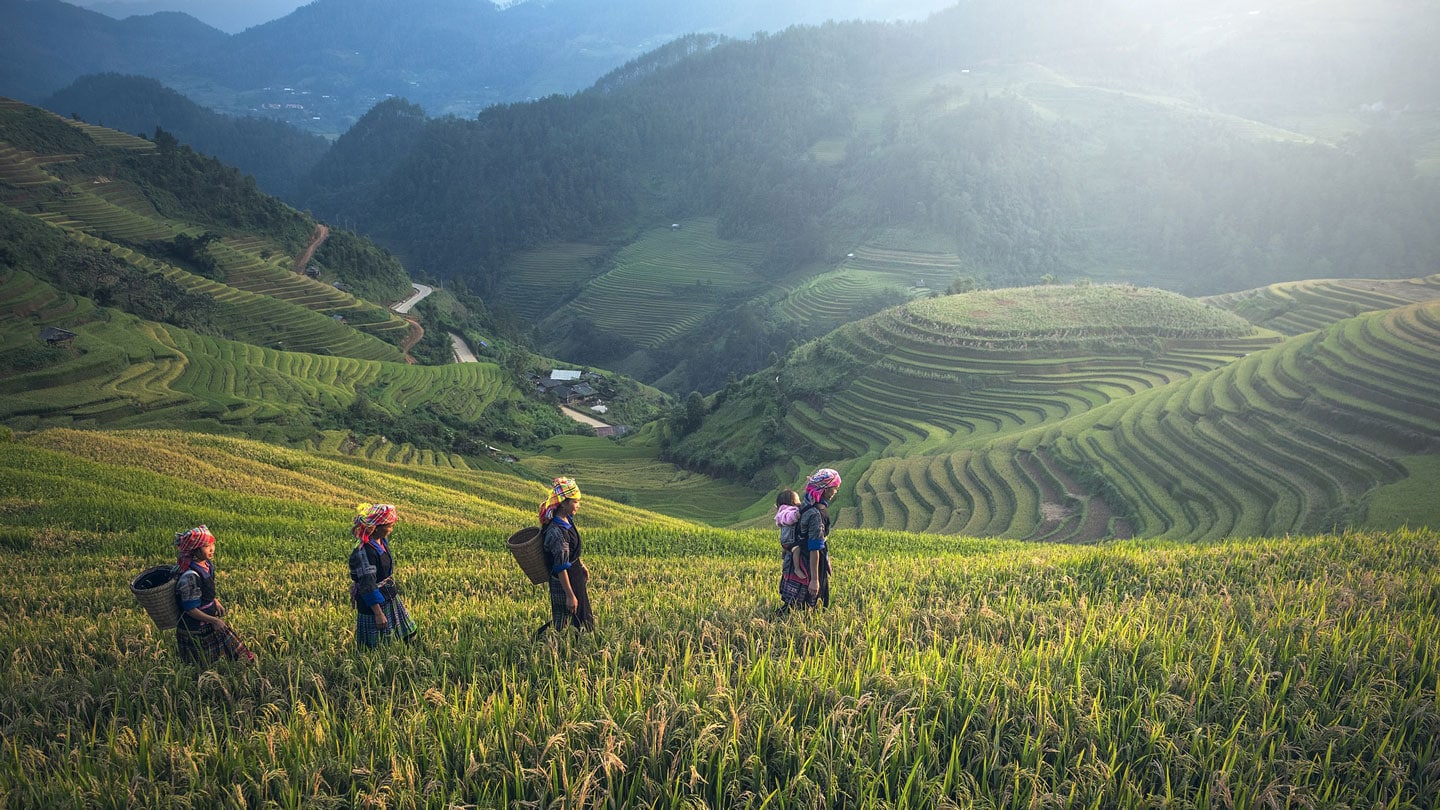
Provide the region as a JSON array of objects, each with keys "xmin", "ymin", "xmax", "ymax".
[
  {"xmin": 800, "ymin": 508, "xmax": 827, "ymax": 552},
  {"xmin": 349, "ymin": 546, "xmax": 384, "ymax": 607},
  {"xmin": 544, "ymin": 524, "xmax": 572, "ymax": 574},
  {"xmin": 176, "ymin": 570, "xmax": 203, "ymax": 611}
]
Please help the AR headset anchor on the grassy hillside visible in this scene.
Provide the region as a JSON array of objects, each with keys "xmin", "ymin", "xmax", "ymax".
[
  {"xmin": 1, "ymin": 429, "xmax": 1437, "ymax": 806},
  {"xmin": 674, "ymin": 285, "xmax": 1274, "ymax": 481},
  {"xmin": 0, "ymin": 97, "xmax": 630, "ymax": 455},
  {"xmin": 850, "ymin": 300, "xmax": 1440, "ymax": 540},
  {"xmin": 1207, "ymin": 274, "xmax": 1440, "ymax": 336},
  {"xmin": 550, "ymin": 219, "xmax": 764, "ymax": 347},
  {"xmin": 0, "ymin": 269, "xmax": 517, "ymax": 448},
  {"xmin": 666, "ymin": 282, "xmax": 1440, "ymax": 536},
  {"xmin": 0, "ymin": 97, "xmax": 414, "ymax": 325}
]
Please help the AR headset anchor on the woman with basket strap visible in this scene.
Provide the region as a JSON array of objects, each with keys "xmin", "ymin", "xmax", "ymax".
[
  {"xmin": 173, "ymin": 525, "xmax": 257, "ymax": 666},
  {"xmin": 795, "ymin": 468, "xmax": 841, "ymax": 610},
  {"xmin": 348, "ymin": 503, "xmax": 418, "ymax": 648},
  {"xmin": 534, "ymin": 477, "xmax": 594, "ymax": 638}
]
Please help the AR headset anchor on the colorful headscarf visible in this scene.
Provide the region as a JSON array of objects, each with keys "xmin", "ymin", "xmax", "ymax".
[
  {"xmin": 353, "ymin": 503, "xmax": 398, "ymax": 545},
  {"xmin": 804, "ymin": 468, "xmax": 842, "ymax": 504},
  {"xmin": 174, "ymin": 525, "xmax": 215, "ymax": 569},
  {"xmin": 538, "ymin": 477, "xmax": 582, "ymax": 524}
]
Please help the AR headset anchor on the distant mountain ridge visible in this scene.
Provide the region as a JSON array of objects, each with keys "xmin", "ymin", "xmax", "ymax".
[
  {"xmin": 290, "ymin": 5, "xmax": 1440, "ymax": 394},
  {"xmin": 0, "ymin": 0, "xmax": 957, "ymax": 134}
]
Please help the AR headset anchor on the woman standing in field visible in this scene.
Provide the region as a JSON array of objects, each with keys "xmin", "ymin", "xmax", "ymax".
[
  {"xmin": 348, "ymin": 503, "xmax": 418, "ymax": 648},
  {"xmin": 534, "ymin": 477, "xmax": 594, "ymax": 638},
  {"xmin": 173, "ymin": 525, "xmax": 257, "ymax": 666},
  {"xmin": 796, "ymin": 468, "xmax": 841, "ymax": 609},
  {"xmin": 775, "ymin": 488, "xmax": 809, "ymax": 612}
]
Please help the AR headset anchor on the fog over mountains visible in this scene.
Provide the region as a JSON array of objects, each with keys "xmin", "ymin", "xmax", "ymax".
[{"xmin": 1, "ymin": 0, "xmax": 955, "ymax": 134}]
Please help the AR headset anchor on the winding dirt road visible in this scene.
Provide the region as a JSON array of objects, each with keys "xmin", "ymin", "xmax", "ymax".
[{"xmin": 293, "ymin": 224, "xmax": 329, "ymax": 273}]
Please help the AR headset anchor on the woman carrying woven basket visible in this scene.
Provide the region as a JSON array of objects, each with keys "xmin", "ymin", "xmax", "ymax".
[
  {"xmin": 348, "ymin": 503, "xmax": 418, "ymax": 648},
  {"xmin": 173, "ymin": 525, "xmax": 257, "ymax": 666},
  {"xmin": 534, "ymin": 477, "xmax": 594, "ymax": 638},
  {"xmin": 795, "ymin": 467, "xmax": 841, "ymax": 609}
]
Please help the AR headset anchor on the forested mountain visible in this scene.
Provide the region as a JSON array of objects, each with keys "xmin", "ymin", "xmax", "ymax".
[
  {"xmin": 295, "ymin": 1, "xmax": 1440, "ymax": 393},
  {"xmin": 44, "ymin": 74, "xmax": 330, "ymax": 199},
  {"xmin": 0, "ymin": 0, "xmax": 222, "ymax": 101},
  {"xmin": 0, "ymin": 0, "xmax": 955, "ymax": 134}
]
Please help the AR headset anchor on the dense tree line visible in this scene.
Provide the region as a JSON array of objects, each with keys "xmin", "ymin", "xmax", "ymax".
[{"xmin": 311, "ymin": 229, "xmax": 413, "ymax": 305}]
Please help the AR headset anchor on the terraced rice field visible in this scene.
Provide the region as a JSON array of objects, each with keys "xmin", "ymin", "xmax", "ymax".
[
  {"xmin": 840, "ymin": 244, "xmax": 964, "ymax": 285},
  {"xmin": 208, "ymin": 237, "xmax": 412, "ymax": 344},
  {"xmin": 0, "ymin": 137, "xmax": 414, "ymax": 348},
  {"xmin": 61, "ymin": 119, "xmax": 157, "ymax": 151},
  {"xmin": 785, "ymin": 287, "xmax": 1273, "ymax": 461},
  {"xmin": 0, "ymin": 268, "xmax": 95, "ymax": 325},
  {"xmin": 0, "ymin": 271, "xmax": 514, "ymax": 434},
  {"xmin": 554, "ymin": 219, "xmax": 765, "ymax": 348},
  {"xmin": 495, "ymin": 242, "xmax": 610, "ymax": 319},
  {"xmin": 846, "ymin": 301, "xmax": 1440, "ymax": 541},
  {"xmin": 1207, "ymin": 275, "xmax": 1440, "ymax": 336},
  {"xmin": 776, "ymin": 268, "xmax": 911, "ymax": 325}
]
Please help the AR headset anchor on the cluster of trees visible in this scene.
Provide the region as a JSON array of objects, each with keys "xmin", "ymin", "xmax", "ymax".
[
  {"xmin": 311, "ymin": 229, "xmax": 412, "ymax": 306},
  {"xmin": 0, "ymin": 209, "xmax": 216, "ymax": 333},
  {"xmin": 144, "ymin": 232, "xmax": 222, "ymax": 281}
]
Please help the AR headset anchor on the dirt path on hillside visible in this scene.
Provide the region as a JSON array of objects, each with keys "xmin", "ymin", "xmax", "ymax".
[
  {"xmin": 560, "ymin": 405, "xmax": 610, "ymax": 428},
  {"xmin": 294, "ymin": 224, "xmax": 329, "ymax": 273}
]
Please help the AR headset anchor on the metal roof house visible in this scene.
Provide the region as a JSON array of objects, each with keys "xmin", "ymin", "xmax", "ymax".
[{"xmin": 39, "ymin": 327, "xmax": 77, "ymax": 344}]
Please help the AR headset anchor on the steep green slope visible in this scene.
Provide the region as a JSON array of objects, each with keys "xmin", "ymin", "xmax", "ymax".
[
  {"xmin": 0, "ymin": 97, "xmax": 414, "ymax": 322},
  {"xmin": 850, "ymin": 300, "xmax": 1440, "ymax": 540},
  {"xmin": 1, "ymin": 428, "xmax": 685, "ymax": 535},
  {"xmin": 0, "ymin": 269, "xmax": 514, "ymax": 446},
  {"xmin": 43, "ymin": 74, "xmax": 331, "ymax": 200},
  {"xmin": 673, "ymin": 285, "xmax": 1274, "ymax": 482},
  {"xmin": 1207, "ymin": 274, "xmax": 1440, "ymax": 336}
]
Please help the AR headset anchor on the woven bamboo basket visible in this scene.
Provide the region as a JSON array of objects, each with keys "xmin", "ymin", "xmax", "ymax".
[
  {"xmin": 131, "ymin": 565, "xmax": 180, "ymax": 630},
  {"xmin": 507, "ymin": 526, "xmax": 548, "ymax": 585}
]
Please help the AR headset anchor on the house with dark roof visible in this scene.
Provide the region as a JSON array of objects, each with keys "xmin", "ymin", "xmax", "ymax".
[{"xmin": 38, "ymin": 327, "xmax": 77, "ymax": 344}]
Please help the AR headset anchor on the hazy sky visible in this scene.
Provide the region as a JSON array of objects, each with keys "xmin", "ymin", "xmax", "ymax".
[
  {"xmin": 75, "ymin": 0, "xmax": 506, "ymax": 33},
  {"xmin": 75, "ymin": 1, "xmax": 314, "ymax": 32}
]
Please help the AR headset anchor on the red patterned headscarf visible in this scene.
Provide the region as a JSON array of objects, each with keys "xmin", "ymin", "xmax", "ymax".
[
  {"xmin": 538, "ymin": 477, "xmax": 582, "ymax": 525},
  {"xmin": 804, "ymin": 468, "xmax": 842, "ymax": 504},
  {"xmin": 353, "ymin": 503, "xmax": 398, "ymax": 544},
  {"xmin": 174, "ymin": 525, "xmax": 215, "ymax": 569}
]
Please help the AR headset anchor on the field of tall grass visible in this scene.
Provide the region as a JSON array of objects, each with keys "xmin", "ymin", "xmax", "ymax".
[{"xmin": 1, "ymin": 430, "xmax": 1437, "ymax": 807}]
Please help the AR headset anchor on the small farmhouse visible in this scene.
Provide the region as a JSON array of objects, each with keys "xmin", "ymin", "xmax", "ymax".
[{"xmin": 39, "ymin": 327, "xmax": 77, "ymax": 345}]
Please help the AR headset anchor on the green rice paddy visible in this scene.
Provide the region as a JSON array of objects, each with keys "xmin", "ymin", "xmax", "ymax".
[{"xmin": 0, "ymin": 430, "xmax": 1436, "ymax": 807}]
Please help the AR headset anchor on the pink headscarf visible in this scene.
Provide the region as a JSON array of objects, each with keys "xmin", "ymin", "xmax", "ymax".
[{"xmin": 803, "ymin": 468, "xmax": 842, "ymax": 504}]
